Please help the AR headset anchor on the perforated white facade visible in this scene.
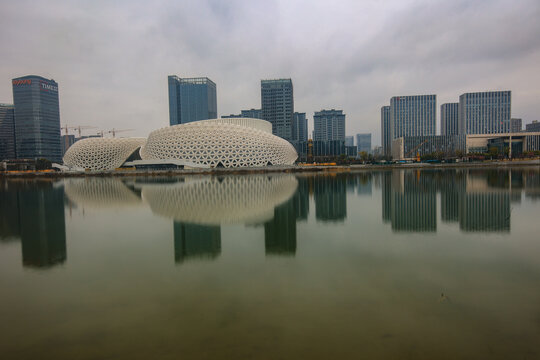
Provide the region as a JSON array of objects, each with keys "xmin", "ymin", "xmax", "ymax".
[
  {"xmin": 140, "ymin": 118, "xmax": 297, "ymax": 167},
  {"xmin": 142, "ymin": 175, "xmax": 298, "ymax": 225},
  {"xmin": 63, "ymin": 137, "xmax": 146, "ymax": 171}
]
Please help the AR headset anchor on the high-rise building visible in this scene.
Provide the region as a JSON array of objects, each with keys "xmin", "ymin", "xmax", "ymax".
[
  {"xmin": 381, "ymin": 106, "xmax": 391, "ymax": 157},
  {"xmin": 61, "ymin": 134, "xmax": 75, "ymax": 156},
  {"xmin": 12, "ymin": 76, "xmax": 62, "ymax": 162},
  {"xmin": 345, "ymin": 136, "xmax": 354, "ymax": 147},
  {"xmin": 458, "ymin": 91, "xmax": 511, "ymax": 134},
  {"xmin": 356, "ymin": 133, "xmax": 371, "ymax": 154},
  {"xmin": 390, "ymin": 95, "xmax": 436, "ymax": 140},
  {"xmin": 168, "ymin": 76, "xmax": 217, "ymax": 126},
  {"xmin": 526, "ymin": 120, "xmax": 540, "ymax": 132},
  {"xmin": 511, "ymin": 118, "xmax": 522, "ymax": 133},
  {"xmin": 261, "ymin": 79, "xmax": 294, "ymax": 141},
  {"xmin": 441, "ymin": 103, "xmax": 459, "ymax": 135},
  {"xmin": 0, "ymin": 104, "xmax": 16, "ymax": 160},
  {"xmin": 313, "ymin": 109, "xmax": 345, "ymax": 141},
  {"xmin": 292, "ymin": 112, "xmax": 308, "ymax": 142}
]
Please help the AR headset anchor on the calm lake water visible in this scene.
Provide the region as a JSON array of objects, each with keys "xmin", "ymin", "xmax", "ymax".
[{"xmin": 1, "ymin": 168, "xmax": 540, "ymax": 359}]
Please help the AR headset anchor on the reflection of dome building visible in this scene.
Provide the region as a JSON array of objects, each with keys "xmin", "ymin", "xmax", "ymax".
[
  {"xmin": 63, "ymin": 138, "xmax": 146, "ymax": 171},
  {"xmin": 140, "ymin": 118, "xmax": 297, "ymax": 167},
  {"xmin": 142, "ymin": 175, "xmax": 298, "ymax": 225},
  {"xmin": 64, "ymin": 178, "xmax": 142, "ymax": 208}
]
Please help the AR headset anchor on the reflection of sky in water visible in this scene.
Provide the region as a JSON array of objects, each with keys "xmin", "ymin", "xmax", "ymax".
[{"xmin": 1, "ymin": 169, "xmax": 540, "ymax": 359}]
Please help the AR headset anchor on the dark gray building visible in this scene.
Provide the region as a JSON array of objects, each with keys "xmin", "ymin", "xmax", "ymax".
[
  {"xmin": 511, "ymin": 118, "xmax": 522, "ymax": 133},
  {"xmin": 390, "ymin": 95, "xmax": 436, "ymax": 141},
  {"xmin": 525, "ymin": 120, "xmax": 540, "ymax": 132},
  {"xmin": 356, "ymin": 133, "xmax": 371, "ymax": 154},
  {"xmin": 12, "ymin": 75, "xmax": 62, "ymax": 162},
  {"xmin": 168, "ymin": 76, "xmax": 217, "ymax": 126},
  {"xmin": 261, "ymin": 79, "xmax": 294, "ymax": 141},
  {"xmin": 381, "ymin": 105, "xmax": 391, "ymax": 157},
  {"xmin": 0, "ymin": 104, "xmax": 16, "ymax": 160},
  {"xmin": 292, "ymin": 112, "xmax": 308, "ymax": 142},
  {"xmin": 441, "ymin": 103, "xmax": 459, "ymax": 135},
  {"xmin": 458, "ymin": 91, "xmax": 511, "ymax": 134},
  {"xmin": 222, "ymin": 108, "xmax": 262, "ymax": 119},
  {"xmin": 313, "ymin": 109, "xmax": 345, "ymax": 141}
]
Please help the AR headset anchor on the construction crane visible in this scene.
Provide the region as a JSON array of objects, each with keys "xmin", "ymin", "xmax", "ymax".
[
  {"xmin": 61, "ymin": 125, "xmax": 97, "ymax": 137},
  {"xmin": 108, "ymin": 128, "xmax": 134, "ymax": 138}
]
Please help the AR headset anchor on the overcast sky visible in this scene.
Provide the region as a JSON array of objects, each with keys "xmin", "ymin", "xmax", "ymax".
[{"xmin": 1, "ymin": 0, "xmax": 539, "ymax": 145}]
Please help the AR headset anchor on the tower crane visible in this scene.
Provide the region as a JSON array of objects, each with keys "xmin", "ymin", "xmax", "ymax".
[
  {"xmin": 61, "ymin": 125, "xmax": 97, "ymax": 137},
  {"xmin": 108, "ymin": 128, "xmax": 134, "ymax": 138}
]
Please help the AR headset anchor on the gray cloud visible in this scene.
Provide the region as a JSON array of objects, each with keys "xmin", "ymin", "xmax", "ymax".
[{"xmin": 1, "ymin": 0, "xmax": 539, "ymax": 145}]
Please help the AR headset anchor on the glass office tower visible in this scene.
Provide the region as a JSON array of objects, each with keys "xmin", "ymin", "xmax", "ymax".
[
  {"xmin": 168, "ymin": 76, "xmax": 217, "ymax": 126},
  {"xmin": 381, "ymin": 105, "xmax": 391, "ymax": 157},
  {"xmin": 356, "ymin": 133, "xmax": 372, "ymax": 154},
  {"xmin": 441, "ymin": 103, "xmax": 459, "ymax": 135},
  {"xmin": 390, "ymin": 95, "xmax": 436, "ymax": 141},
  {"xmin": 12, "ymin": 75, "xmax": 62, "ymax": 162},
  {"xmin": 261, "ymin": 79, "xmax": 294, "ymax": 141},
  {"xmin": 0, "ymin": 104, "xmax": 16, "ymax": 160},
  {"xmin": 458, "ymin": 91, "xmax": 511, "ymax": 134},
  {"xmin": 292, "ymin": 112, "xmax": 308, "ymax": 142}
]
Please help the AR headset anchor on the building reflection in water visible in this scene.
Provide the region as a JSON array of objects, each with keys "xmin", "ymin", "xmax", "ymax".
[
  {"xmin": 0, "ymin": 179, "xmax": 66, "ymax": 268},
  {"xmin": 378, "ymin": 168, "xmax": 524, "ymax": 233},
  {"xmin": 314, "ymin": 175, "xmax": 347, "ymax": 222},
  {"xmin": 173, "ymin": 223, "xmax": 221, "ymax": 263}
]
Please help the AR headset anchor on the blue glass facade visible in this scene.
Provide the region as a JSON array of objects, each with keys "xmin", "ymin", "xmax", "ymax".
[
  {"xmin": 441, "ymin": 103, "xmax": 459, "ymax": 135},
  {"xmin": 381, "ymin": 106, "xmax": 391, "ymax": 157},
  {"xmin": 390, "ymin": 95, "xmax": 436, "ymax": 141},
  {"xmin": 12, "ymin": 76, "xmax": 62, "ymax": 162},
  {"xmin": 168, "ymin": 76, "xmax": 217, "ymax": 125},
  {"xmin": 458, "ymin": 91, "xmax": 511, "ymax": 134},
  {"xmin": 261, "ymin": 79, "xmax": 294, "ymax": 141},
  {"xmin": 292, "ymin": 112, "xmax": 308, "ymax": 142},
  {"xmin": 356, "ymin": 133, "xmax": 371, "ymax": 154},
  {"xmin": 0, "ymin": 104, "xmax": 16, "ymax": 160}
]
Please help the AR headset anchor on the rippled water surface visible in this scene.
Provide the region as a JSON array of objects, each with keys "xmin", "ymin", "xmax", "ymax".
[{"xmin": 1, "ymin": 168, "xmax": 540, "ymax": 359}]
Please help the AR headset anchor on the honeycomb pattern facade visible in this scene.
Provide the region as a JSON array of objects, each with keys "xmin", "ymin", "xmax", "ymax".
[
  {"xmin": 142, "ymin": 175, "xmax": 298, "ymax": 225},
  {"xmin": 140, "ymin": 118, "xmax": 298, "ymax": 167},
  {"xmin": 63, "ymin": 138, "xmax": 146, "ymax": 171}
]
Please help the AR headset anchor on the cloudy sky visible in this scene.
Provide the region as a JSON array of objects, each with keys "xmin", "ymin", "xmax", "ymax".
[{"xmin": 1, "ymin": 0, "xmax": 539, "ymax": 145}]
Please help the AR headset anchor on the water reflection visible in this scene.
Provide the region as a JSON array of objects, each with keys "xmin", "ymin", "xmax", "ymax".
[
  {"xmin": 0, "ymin": 179, "xmax": 66, "ymax": 268},
  {"xmin": 2, "ymin": 168, "xmax": 540, "ymax": 270}
]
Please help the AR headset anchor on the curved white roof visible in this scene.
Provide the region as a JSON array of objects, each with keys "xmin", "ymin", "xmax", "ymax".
[
  {"xmin": 63, "ymin": 137, "xmax": 146, "ymax": 171},
  {"xmin": 140, "ymin": 120, "xmax": 297, "ymax": 168},
  {"xmin": 195, "ymin": 117, "xmax": 272, "ymax": 133}
]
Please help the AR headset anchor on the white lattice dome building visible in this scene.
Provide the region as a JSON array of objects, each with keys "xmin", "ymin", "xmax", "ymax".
[
  {"xmin": 63, "ymin": 137, "xmax": 146, "ymax": 171},
  {"xmin": 140, "ymin": 118, "xmax": 298, "ymax": 167}
]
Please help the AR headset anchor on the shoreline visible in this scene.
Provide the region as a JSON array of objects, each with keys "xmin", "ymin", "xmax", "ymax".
[{"xmin": 1, "ymin": 159, "xmax": 539, "ymax": 179}]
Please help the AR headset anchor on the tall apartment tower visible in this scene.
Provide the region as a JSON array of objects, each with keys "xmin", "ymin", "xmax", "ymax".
[
  {"xmin": 313, "ymin": 109, "xmax": 345, "ymax": 141},
  {"xmin": 12, "ymin": 75, "xmax": 62, "ymax": 162},
  {"xmin": 261, "ymin": 79, "xmax": 294, "ymax": 141},
  {"xmin": 458, "ymin": 91, "xmax": 511, "ymax": 134},
  {"xmin": 292, "ymin": 112, "xmax": 308, "ymax": 142},
  {"xmin": 381, "ymin": 106, "xmax": 391, "ymax": 156},
  {"xmin": 168, "ymin": 76, "xmax": 217, "ymax": 126},
  {"xmin": 390, "ymin": 95, "xmax": 436, "ymax": 140},
  {"xmin": 441, "ymin": 103, "xmax": 459, "ymax": 135},
  {"xmin": 0, "ymin": 104, "xmax": 16, "ymax": 160}
]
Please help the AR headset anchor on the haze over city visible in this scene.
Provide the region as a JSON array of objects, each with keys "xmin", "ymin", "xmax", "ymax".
[{"xmin": 1, "ymin": 0, "xmax": 540, "ymax": 144}]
